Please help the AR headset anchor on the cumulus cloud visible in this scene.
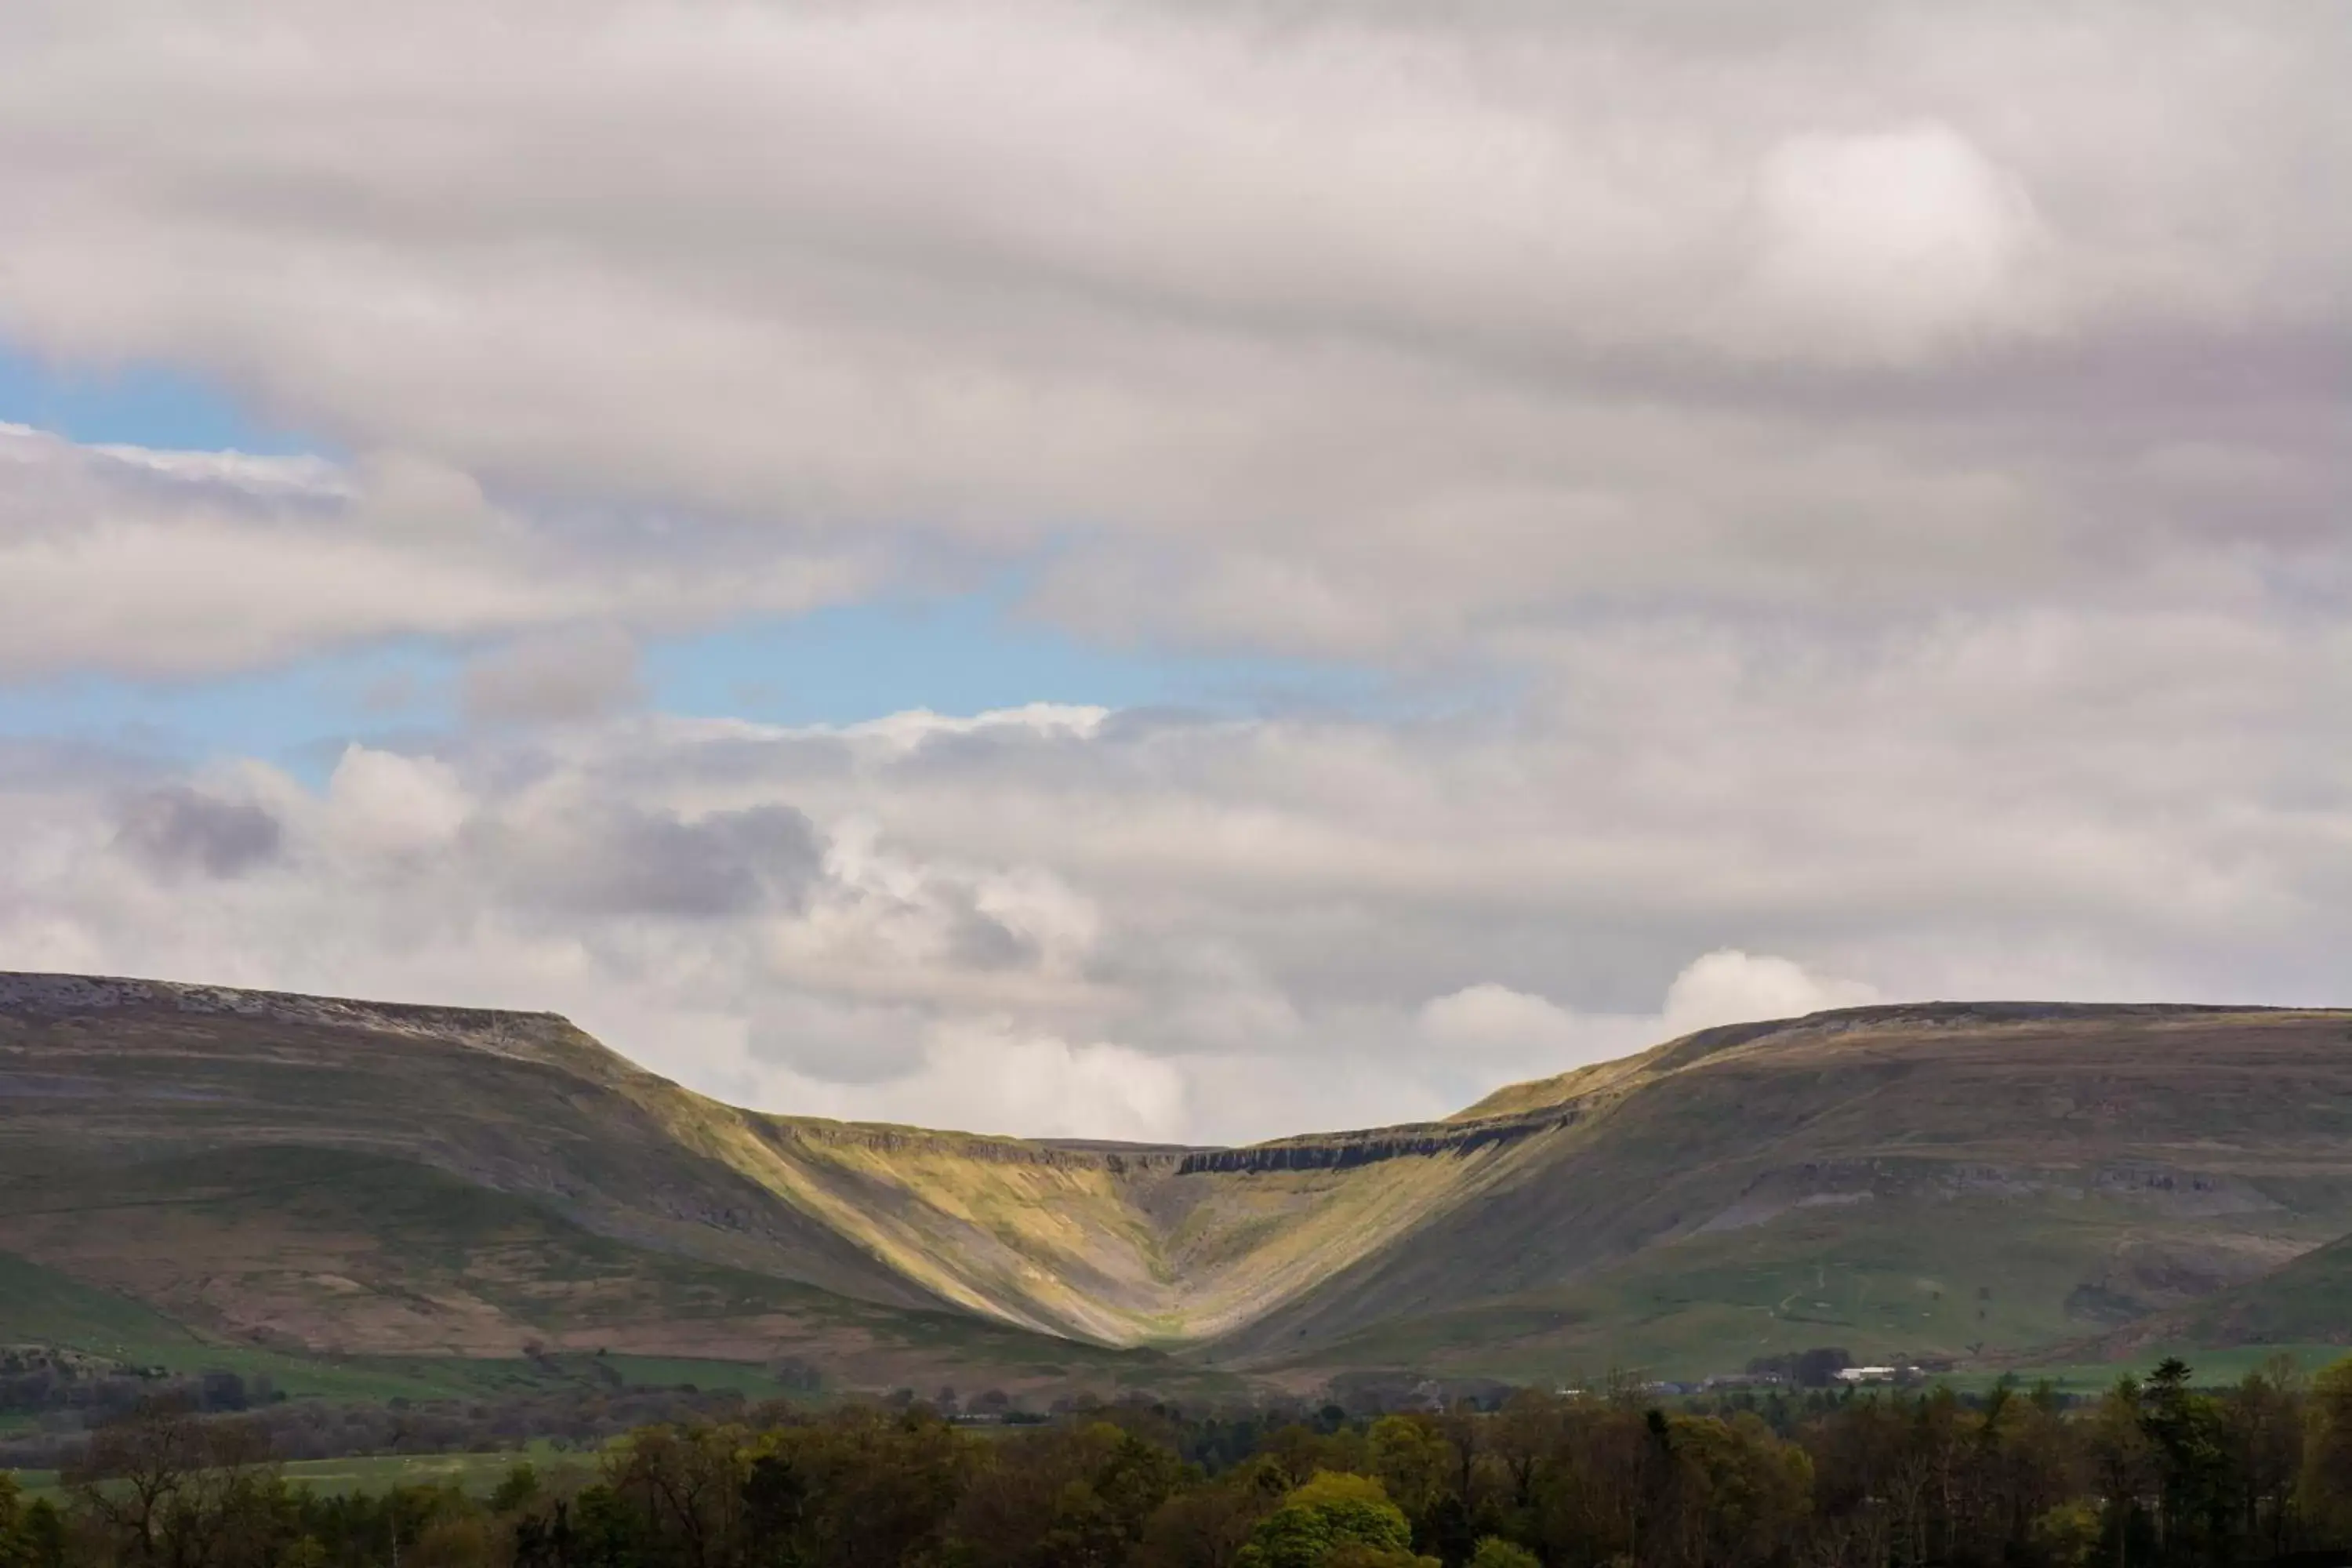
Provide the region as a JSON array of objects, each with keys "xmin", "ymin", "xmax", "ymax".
[
  {"xmin": 1415, "ymin": 959, "xmax": 1886, "ymax": 1092},
  {"xmin": 1420, "ymin": 984, "xmax": 1583, "ymax": 1052},
  {"xmin": 1660, "ymin": 950, "xmax": 1880, "ymax": 1036},
  {"xmin": 869, "ymin": 1024, "xmax": 1191, "ymax": 1145},
  {"xmin": 1415, "ymin": 983, "xmax": 1666, "ymax": 1092},
  {"xmin": 323, "ymin": 747, "xmax": 470, "ymax": 858}
]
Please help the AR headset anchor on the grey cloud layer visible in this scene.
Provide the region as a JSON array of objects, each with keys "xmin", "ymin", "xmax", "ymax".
[
  {"xmin": 0, "ymin": 425, "xmax": 877, "ymax": 678},
  {"xmin": 114, "ymin": 786, "xmax": 284, "ymax": 879},
  {"xmin": 0, "ymin": 2, "xmax": 2346, "ymax": 1138},
  {"xmin": 0, "ymin": 1, "xmax": 2343, "ymax": 666}
]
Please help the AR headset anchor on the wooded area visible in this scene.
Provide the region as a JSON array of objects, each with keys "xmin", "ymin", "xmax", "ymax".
[{"xmin": 8, "ymin": 1356, "xmax": 2352, "ymax": 1568}]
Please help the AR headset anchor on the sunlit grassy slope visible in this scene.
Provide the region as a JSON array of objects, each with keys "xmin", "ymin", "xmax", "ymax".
[{"xmin": 7, "ymin": 976, "xmax": 2352, "ymax": 1386}]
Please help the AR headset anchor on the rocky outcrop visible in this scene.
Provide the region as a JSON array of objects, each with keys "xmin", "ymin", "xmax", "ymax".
[
  {"xmin": 761, "ymin": 1117, "xmax": 1196, "ymax": 1174},
  {"xmin": 1175, "ymin": 1110, "xmax": 1570, "ymax": 1174},
  {"xmin": 0, "ymin": 970, "xmax": 577, "ymax": 1059}
]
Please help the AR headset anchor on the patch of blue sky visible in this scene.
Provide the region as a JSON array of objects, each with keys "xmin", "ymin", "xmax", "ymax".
[
  {"xmin": 0, "ymin": 594, "xmax": 1444, "ymax": 786},
  {"xmin": 0, "ymin": 340, "xmax": 321, "ymax": 456},
  {"xmin": 0, "ymin": 644, "xmax": 457, "ymax": 786},
  {"xmin": 0, "ymin": 339, "xmax": 1479, "ymax": 768},
  {"xmin": 644, "ymin": 592, "xmax": 1393, "ymax": 728}
]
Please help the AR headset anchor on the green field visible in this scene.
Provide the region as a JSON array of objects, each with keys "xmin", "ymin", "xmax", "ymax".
[
  {"xmin": 1283, "ymin": 1180, "xmax": 2352, "ymax": 1388},
  {"xmin": 1944, "ymin": 1342, "xmax": 2352, "ymax": 1396},
  {"xmin": 0, "ymin": 1241, "xmax": 837, "ymax": 1403},
  {"xmin": 8, "ymin": 1439, "xmax": 602, "ymax": 1503},
  {"xmin": 0, "ymin": 1253, "xmax": 220, "ymax": 1367}
]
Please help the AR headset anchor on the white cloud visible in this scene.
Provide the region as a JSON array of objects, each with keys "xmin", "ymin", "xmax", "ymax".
[
  {"xmin": 844, "ymin": 706, "xmax": 1110, "ymax": 751},
  {"xmin": 1750, "ymin": 121, "xmax": 2048, "ymax": 357},
  {"xmin": 859, "ymin": 1023, "xmax": 1192, "ymax": 1145},
  {"xmin": 1659, "ymin": 949, "xmax": 1880, "ymax": 1036},
  {"xmin": 323, "ymin": 746, "xmax": 470, "ymax": 857},
  {"xmin": 1419, "ymin": 984, "xmax": 1581, "ymax": 1051},
  {"xmin": 1422, "ymin": 962, "xmax": 1885, "ymax": 1091}
]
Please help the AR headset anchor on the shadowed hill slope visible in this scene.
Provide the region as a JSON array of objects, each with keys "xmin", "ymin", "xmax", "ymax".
[
  {"xmin": 0, "ymin": 974, "xmax": 936, "ymax": 1309},
  {"xmin": 7, "ymin": 975, "xmax": 2352, "ymax": 1383}
]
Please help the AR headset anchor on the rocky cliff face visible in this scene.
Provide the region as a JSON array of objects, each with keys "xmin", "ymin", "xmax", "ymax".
[
  {"xmin": 0, "ymin": 968, "xmax": 550, "ymax": 1030},
  {"xmin": 0, "ymin": 970, "xmax": 590, "ymax": 1065},
  {"xmin": 761, "ymin": 1117, "xmax": 1193, "ymax": 1174},
  {"xmin": 1174, "ymin": 1112, "xmax": 1570, "ymax": 1174}
]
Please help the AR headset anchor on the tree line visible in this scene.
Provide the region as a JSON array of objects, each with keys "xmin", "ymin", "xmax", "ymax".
[
  {"xmin": 6, "ymin": 1355, "xmax": 2352, "ymax": 1568},
  {"xmin": 0, "ymin": 1384, "xmax": 795, "ymax": 1477}
]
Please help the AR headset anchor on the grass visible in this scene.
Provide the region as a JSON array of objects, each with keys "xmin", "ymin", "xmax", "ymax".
[
  {"xmin": 0, "ymin": 1250, "xmax": 472, "ymax": 1402},
  {"xmin": 269, "ymin": 1446, "xmax": 596, "ymax": 1497},
  {"xmin": 0, "ymin": 1143, "xmax": 1182, "ymax": 1385},
  {"xmin": 1303, "ymin": 1192, "xmax": 2350, "ymax": 1387},
  {"xmin": 0, "ymin": 1217, "xmax": 1236, "ymax": 1407},
  {"xmin": 0, "ymin": 1236, "xmax": 869, "ymax": 1404},
  {"xmin": 256, "ymin": 1351, "xmax": 826, "ymax": 1402},
  {"xmin": 2151, "ymin": 1231, "xmax": 2352, "ymax": 1347},
  {"xmin": 8, "ymin": 1441, "xmax": 602, "ymax": 1503},
  {"xmin": 0, "ymin": 1252, "xmax": 214, "ymax": 1363},
  {"xmin": 1942, "ymin": 1343, "xmax": 2352, "ymax": 1396}
]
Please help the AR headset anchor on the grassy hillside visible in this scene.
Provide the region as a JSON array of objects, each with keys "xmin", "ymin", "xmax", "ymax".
[
  {"xmin": 733, "ymin": 1116, "xmax": 1547, "ymax": 1346},
  {"xmin": 0, "ymin": 973, "xmax": 1552, "ymax": 1356},
  {"xmin": 1210, "ymin": 1004, "xmax": 2352, "ymax": 1377},
  {"xmin": 0, "ymin": 1145, "xmax": 1206, "ymax": 1397},
  {"xmin": 9, "ymin": 975, "xmax": 2352, "ymax": 1390},
  {"xmin": 2082, "ymin": 1228, "xmax": 2352, "ymax": 1358},
  {"xmin": 0, "ymin": 976, "xmax": 934, "ymax": 1311},
  {"xmin": 0, "ymin": 975, "xmax": 1236, "ymax": 1392}
]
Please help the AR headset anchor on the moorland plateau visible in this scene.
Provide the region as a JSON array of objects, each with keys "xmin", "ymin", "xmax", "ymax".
[{"xmin": 5, "ymin": 974, "xmax": 2352, "ymax": 1396}]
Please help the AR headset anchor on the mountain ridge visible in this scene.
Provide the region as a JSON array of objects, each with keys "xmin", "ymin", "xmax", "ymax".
[{"xmin": 6, "ymin": 971, "xmax": 2351, "ymax": 1388}]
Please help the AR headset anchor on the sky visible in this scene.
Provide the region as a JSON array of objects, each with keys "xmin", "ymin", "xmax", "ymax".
[{"xmin": 0, "ymin": 0, "xmax": 2344, "ymax": 1145}]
